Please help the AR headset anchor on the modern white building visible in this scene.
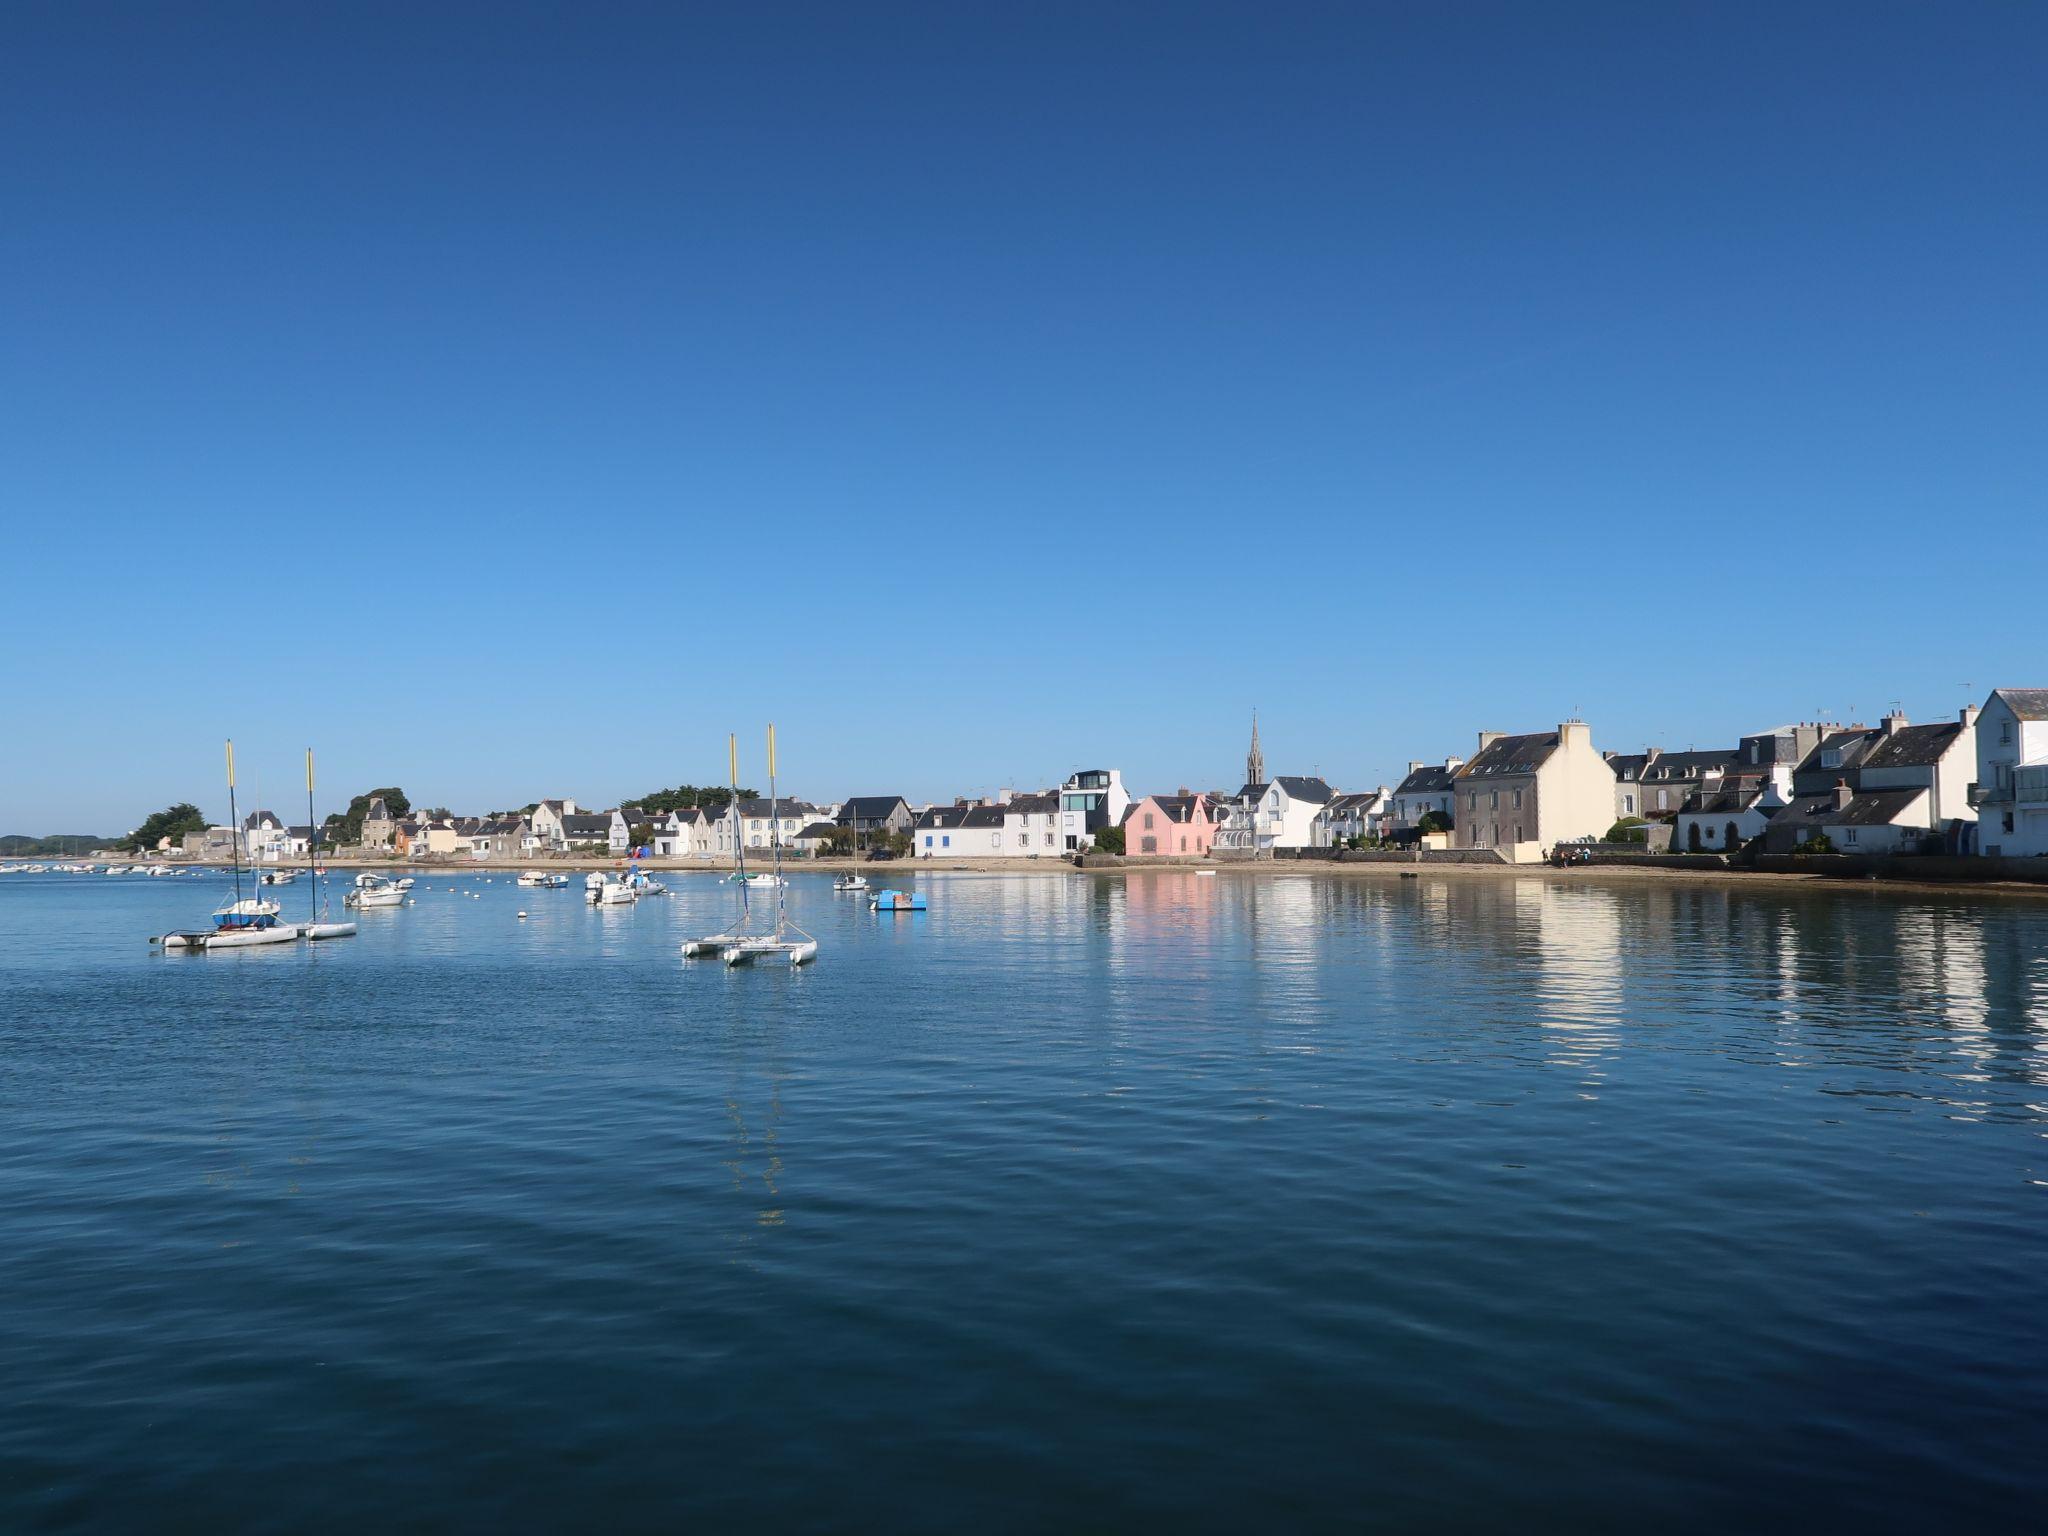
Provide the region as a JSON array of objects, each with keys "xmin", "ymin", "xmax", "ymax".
[
  {"xmin": 1974, "ymin": 688, "xmax": 2048, "ymax": 857},
  {"xmin": 1059, "ymin": 769, "xmax": 1129, "ymax": 852}
]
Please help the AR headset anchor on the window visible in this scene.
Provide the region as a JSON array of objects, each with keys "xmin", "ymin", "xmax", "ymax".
[
  {"xmin": 942, "ymin": 835, "xmax": 950, "ymax": 848},
  {"xmin": 1513, "ymin": 824, "xmax": 1522, "ymax": 843},
  {"xmin": 1820, "ymin": 749, "xmax": 1841, "ymax": 769},
  {"xmin": 1624, "ymin": 794, "xmax": 1636, "ymax": 814},
  {"xmin": 1843, "ymin": 828, "xmax": 1859, "ymax": 845},
  {"xmin": 1141, "ymin": 836, "xmax": 1157, "ymax": 853},
  {"xmin": 1466, "ymin": 793, "xmax": 1476, "ymax": 811},
  {"xmin": 924, "ymin": 835, "xmax": 933, "ymax": 848},
  {"xmin": 1512, "ymin": 789, "xmax": 1523, "ymax": 810},
  {"xmin": 1180, "ymin": 837, "xmax": 1187, "ymax": 852},
  {"xmin": 2001, "ymin": 722, "xmax": 2012, "ymax": 744},
  {"xmin": 1490, "ymin": 791, "xmax": 1498, "ymax": 810},
  {"xmin": 1143, "ymin": 813, "xmax": 1155, "ymax": 829}
]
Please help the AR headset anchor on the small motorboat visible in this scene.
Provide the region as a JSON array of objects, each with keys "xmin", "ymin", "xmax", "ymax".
[
  {"xmin": 869, "ymin": 890, "xmax": 926, "ymax": 912},
  {"xmin": 517, "ymin": 870, "xmax": 568, "ymax": 889},
  {"xmin": 627, "ymin": 870, "xmax": 668, "ymax": 896},
  {"xmin": 730, "ymin": 872, "xmax": 782, "ymax": 888},
  {"xmin": 833, "ymin": 873, "xmax": 869, "ymax": 892},
  {"xmin": 259, "ymin": 869, "xmax": 297, "ymax": 886},
  {"xmin": 345, "ymin": 874, "xmax": 404, "ymax": 909},
  {"xmin": 588, "ymin": 874, "xmax": 637, "ymax": 905}
]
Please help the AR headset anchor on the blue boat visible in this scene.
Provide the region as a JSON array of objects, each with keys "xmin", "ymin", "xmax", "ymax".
[{"xmin": 869, "ymin": 890, "xmax": 926, "ymax": 912}]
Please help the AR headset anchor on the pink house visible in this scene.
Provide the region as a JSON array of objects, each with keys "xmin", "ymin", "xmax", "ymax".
[{"xmin": 1122, "ymin": 792, "xmax": 1215, "ymax": 858}]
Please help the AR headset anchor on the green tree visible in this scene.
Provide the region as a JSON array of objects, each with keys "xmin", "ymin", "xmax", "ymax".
[
  {"xmin": 328, "ymin": 787, "xmax": 411, "ymax": 845},
  {"xmin": 1092, "ymin": 826, "xmax": 1126, "ymax": 855},
  {"xmin": 631, "ymin": 785, "xmax": 757, "ymax": 816},
  {"xmin": 1605, "ymin": 816, "xmax": 1648, "ymax": 844},
  {"xmin": 120, "ymin": 803, "xmax": 207, "ymax": 852},
  {"xmin": 1418, "ymin": 809, "xmax": 1452, "ymax": 836}
]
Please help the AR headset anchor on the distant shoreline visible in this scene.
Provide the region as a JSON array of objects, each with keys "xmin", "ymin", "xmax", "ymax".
[{"xmin": 76, "ymin": 854, "xmax": 2048, "ymax": 900}]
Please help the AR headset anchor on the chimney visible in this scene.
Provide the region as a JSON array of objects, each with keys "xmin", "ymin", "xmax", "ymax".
[
  {"xmin": 1444, "ymin": 756, "xmax": 1464, "ymax": 772},
  {"xmin": 1960, "ymin": 704, "xmax": 1980, "ymax": 729},
  {"xmin": 1834, "ymin": 778, "xmax": 1854, "ymax": 810},
  {"xmin": 1558, "ymin": 721, "xmax": 1590, "ymax": 751},
  {"xmin": 1644, "ymin": 746, "xmax": 1662, "ymax": 764},
  {"xmin": 1883, "ymin": 710, "xmax": 1908, "ymax": 736},
  {"xmin": 1477, "ymin": 731, "xmax": 1504, "ymax": 752},
  {"xmin": 1407, "ymin": 761, "xmax": 1423, "ymax": 775}
]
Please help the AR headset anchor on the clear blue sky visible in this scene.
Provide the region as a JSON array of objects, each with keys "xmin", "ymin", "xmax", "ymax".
[{"xmin": 4, "ymin": 3, "xmax": 2044, "ymax": 833}]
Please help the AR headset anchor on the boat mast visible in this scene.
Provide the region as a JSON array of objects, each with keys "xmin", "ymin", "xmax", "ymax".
[
  {"xmin": 768, "ymin": 722, "xmax": 784, "ymax": 921},
  {"xmin": 729, "ymin": 732, "xmax": 748, "ymax": 920},
  {"xmin": 305, "ymin": 747, "xmax": 319, "ymax": 923},
  {"xmin": 225, "ymin": 739, "xmax": 243, "ymax": 909}
]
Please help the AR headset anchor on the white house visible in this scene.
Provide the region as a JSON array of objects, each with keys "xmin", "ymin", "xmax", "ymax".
[
  {"xmin": 1674, "ymin": 777, "xmax": 1786, "ymax": 852},
  {"xmin": 1974, "ymin": 688, "xmax": 2048, "ymax": 857},
  {"xmin": 242, "ymin": 810, "xmax": 292, "ymax": 863},
  {"xmin": 915, "ymin": 803, "xmax": 1007, "ymax": 857},
  {"xmin": 1854, "ymin": 709, "xmax": 1977, "ymax": 832},
  {"xmin": 1314, "ymin": 790, "xmax": 1389, "ymax": 847},
  {"xmin": 737, "ymin": 798, "xmax": 816, "ymax": 852},
  {"xmin": 1218, "ymin": 775, "xmax": 1335, "ymax": 853},
  {"xmin": 1003, "ymin": 791, "xmax": 1062, "ymax": 857}
]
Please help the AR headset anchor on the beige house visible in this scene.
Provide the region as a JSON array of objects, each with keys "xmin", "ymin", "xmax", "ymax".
[{"xmin": 1451, "ymin": 721, "xmax": 1617, "ymax": 861}]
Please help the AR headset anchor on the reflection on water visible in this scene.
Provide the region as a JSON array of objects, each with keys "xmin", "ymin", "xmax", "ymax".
[{"xmin": 0, "ymin": 868, "xmax": 2045, "ymax": 1529}]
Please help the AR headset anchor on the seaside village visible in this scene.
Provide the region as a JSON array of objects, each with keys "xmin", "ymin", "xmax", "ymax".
[{"xmin": 138, "ymin": 689, "xmax": 2048, "ymax": 870}]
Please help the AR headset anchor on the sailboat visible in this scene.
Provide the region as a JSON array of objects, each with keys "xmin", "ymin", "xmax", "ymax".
[
  {"xmin": 720, "ymin": 723, "xmax": 817, "ymax": 967},
  {"xmin": 301, "ymin": 747, "xmax": 357, "ymax": 941},
  {"xmin": 833, "ymin": 815, "xmax": 868, "ymax": 891},
  {"xmin": 683, "ymin": 734, "xmax": 764, "ymax": 957},
  {"xmin": 153, "ymin": 740, "xmax": 300, "ymax": 949}
]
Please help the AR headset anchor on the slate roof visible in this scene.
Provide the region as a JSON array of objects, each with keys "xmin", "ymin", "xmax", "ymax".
[
  {"xmin": 1994, "ymin": 688, "xmax": 2048, "ymax": 721},
  {"xmin": 1859, "ymin": 722, "xmax": 1964, "ymax": 771},
  {"xmin": 1235, "ymin": 781, "xmax": 1269, "ymax": 802},
  {"xmin": 1325, "ymin": 791, "xmax": 1382, "ymax": 813},
  {"xmin": 795, "ymin": 821, "xmax": 838, "ymax": 840},
  {"xmin": 1821, "ymin": 788, "xmax": 1930, "ymax": 827},
  {"xmin": 1006, "ymin": 791, "xmax": 1060, "ymax": 816},
  {"xmin": 1393, "ymin": 764, "xmax": 1457, "ymax": 796},
  {"xmin": 838, "ymin": 795, "xmax": 910, "ymax": 822},
  {"xmin": 1679, "ymin": 783, "xmax": 1769, "ymax": 816},
  {"xmin": 560, "ymin": 813, "xmax": 612, "ymax": 838},
  {"xmin": 1641, "ymin": 749, "xmax": 1738, "ymax": 782},
  {"xmin": 1457, "ymin": 732, "xmax": 1560, "ymax": 778},
  {"xmin": 242, "ymin": 810, "xmax": 284, "ymax": 830},
  {"xmin": 914, "ymin": 804, "xmax": 1005, "ymax": 831},
  {"xmin": 1271, "ymin": 775, "xmax": 1335, "ymax": 804},
  {"xmin": 1792, "ymin": 728, "xmax": 1879, "ymax": 781},
  {"xmin": 1605, "ymin": 753, "xmax": 1649, "ymax": 783}
]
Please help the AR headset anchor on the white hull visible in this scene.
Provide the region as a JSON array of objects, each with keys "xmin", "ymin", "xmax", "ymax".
[
  {"xmin": 721, "ymin": 938, "xmax": 817, "ymax": 967},
  {"xmin": 158, "ymin": 923, "xmax": 303, "ymax": 950},
  {"xmin": 347, "ymin": 889, "xmax": 404, "ymax": 908},
  {"xmin": 303, "ymin": 921, "xmax": 357, "ymax": 941}
]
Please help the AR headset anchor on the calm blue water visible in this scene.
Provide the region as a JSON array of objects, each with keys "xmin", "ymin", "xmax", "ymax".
[{"xmin": 2, "ymin": 866, "xmax": 2044, "ymax": 1529}]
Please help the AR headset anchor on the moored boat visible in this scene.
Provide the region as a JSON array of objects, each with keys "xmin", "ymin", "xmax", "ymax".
[
  {"xmin": 345, "ymin": 873, "xmax": 404, "ymax": 909},
  {"xmin": 869, "ymin": 889, "xmax": 926, "ymax": 912}
]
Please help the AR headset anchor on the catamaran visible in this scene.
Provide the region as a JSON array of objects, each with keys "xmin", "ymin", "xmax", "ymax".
[
  {"xmin": 683, "ymin": 733, "xmax": 775, "ymax": 957},
  {"xmin": 719, "ymin": 724, "xmax": 816, "ymax": 967},
  {"xmin": 300, "ymin": 748, "xmax": 357, "ymax": 941},
  {"xmin": 153, "ymin": 740, "xmax": 304, "ymax": 949}
]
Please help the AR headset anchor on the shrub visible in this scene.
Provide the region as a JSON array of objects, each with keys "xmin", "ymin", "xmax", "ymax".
[
  {"xmin": 1605, "ymin": 817, "xmax": 1648, "ymax": 845},
  {"xmin": 1092, "ymin": 826, "xmax": 1126, "ymax": 855},
  {"xmin": 1794, "ymin": 833, "xmax": 1836, "ymax": 855}
]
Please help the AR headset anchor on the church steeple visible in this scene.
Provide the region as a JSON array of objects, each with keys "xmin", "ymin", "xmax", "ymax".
[{"xmin": 1247, "ymin": 710, "xmax": 1265, "ymax": 787}]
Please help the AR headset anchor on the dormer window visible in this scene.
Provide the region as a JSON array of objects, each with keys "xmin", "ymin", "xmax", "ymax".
[{"xmin": 1819, "ymin": 749, "xmax": 1841, "ymax": 769}]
